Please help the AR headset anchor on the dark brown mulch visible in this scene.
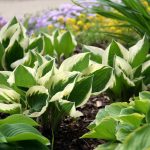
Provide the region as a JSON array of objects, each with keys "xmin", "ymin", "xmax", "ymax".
[{"xmin": 54, "ymin": 94, "xmax": 110, "ymax": 150}]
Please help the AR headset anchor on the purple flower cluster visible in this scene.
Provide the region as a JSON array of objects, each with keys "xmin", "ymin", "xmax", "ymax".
[
  {"xmin": 27, "ymin": 3, "xmax": 84, "ymax": 31},
  {"xmin": 0, "ymin": 16, "xmax": 7, "ymax": 28}
]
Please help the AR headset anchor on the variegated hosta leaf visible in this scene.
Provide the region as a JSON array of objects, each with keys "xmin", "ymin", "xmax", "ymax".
[
  {"xmin": 0, "ymin": 85, "xmax": 20, "ymax": 103},
  {"xmin": 37, "ymin": 59, "xmax": 55, "ymax": 87},
  {"xmin": 0, "ymin": 17, "xmax": 19, "ymax": 47},
  {"xmin": 11, "ymin": 50, "xmax": 37, "ymax": 69},
  {"xmin": 42, "ymin": 33, "xmax": 54, "ymax": 56},
  {"xmin": 0, "ymin": 85, "xmax": 21, "ymax": 114},
  {"xmin": 49, "ymin": 71, "xmax": 78, "ymax": 101},
  {"xmin": 24, "ymin": 86, "xmax": 49, "ymax": 117},
  {"xmin": 142, "ymin": 60, "xmax": 150, "ymax": 85},
  {"xmin": 49, "ymin": 99, "xmax": 82, "ymax": 129},
  {"xmin": 68, "ymin": 75, "xmax": 93, "ymax": 107},
  {"xmin": 129, "ymin": 35, "xmax": 149, "ymax": 68},
  {"xmin": 103, "ymin": 40, "xmax": 129, "ymax": 67},
  {"xmin": 83, "ymin": 45, "xmax": 104, "ymax": 64},
  {"xmin": 83, "ymin": 64, "xmax": 113, "ymax": 95},
  {"xmin": 115, "ymin": 56, "xmax": 133, "ymax": 77},
  {"xmin": 59, "ymin": 53, "xmax": 90, "ymax": 72},
  {"xmin": 0, "ymin": 71, "xmax": 11, "ymax": 86},
  {"xmin": 8, "ymin": 65, "xmax": 36, "ymax": 88},
  {"xmin": 28, "ymin": 36, "xmax": 43, "ymax": 53},
  {"xmin": 0, "ymin": 103, "xmax": 21, "ymax": 114},
  {"xmin": 2, "ymin": 40, "xmax": 24, "ymax": 70},
  {"xmin": 0, "ymin": 42, "xmax": 4, "ymax": 70},
  {"xmin": 57, "ymin": 31, "xmax": 77, "ymax": 57}
]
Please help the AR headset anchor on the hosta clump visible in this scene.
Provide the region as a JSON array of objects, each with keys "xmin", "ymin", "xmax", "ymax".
[
  {"xmin": 29, "ymin": 29, "xmax": 77, "ymax": 64},
  {"xmin": 0, "ymin": 114, "xmax": 50, "ymax": 150},
  {"xmin": 84, "ymin": 36, "xmax": 150, "ymax": 101},
  {"xmin": 0, "ymin": 52, "xmax": 112, "ymax": 131},
  {"xmin": 82, "ymin": 91, "xmax": 150, "ymax": 150},
  {"xmin": 0, "ymin": 17, "xmax": 77, "ymax": 70}
]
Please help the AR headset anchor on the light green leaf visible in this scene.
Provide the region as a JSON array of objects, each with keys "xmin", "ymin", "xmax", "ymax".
[
  {"xmin": 0, "ymin": 123, "xmax": 50, "ymax": 145},
  {"xmin": 0, "ymin": 114, "xmax": 38, "ymax": 126},
  {"xmin": 82, "ymin": 117, "xmax": 117, "ymax": 140},
  {"xmin": 139, "ymin": 91, "xmax": 150, "ymax": 100},
  {"xmin": 122, "ymin": 125, "xmax": 150, "ymax": 150}
]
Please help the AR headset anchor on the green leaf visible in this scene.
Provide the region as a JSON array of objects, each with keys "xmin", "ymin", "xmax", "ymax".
[
  {"xmin": 59, "ymin": 53, "xmax": 90, "ymax": 72},
  {"xmin": 139, "ymin": 91, "xmax": 150, "ymax": 100},
  {"xmin": 105, "ymin": 102, "xmax": 128, "ymax": 117},
  {"xmin": 68, "ymin": 75, "xmax": 93, "ymax": 107},
  {"xmin": 58, "ymin": 31, "xmax": 77, "ymax": 57},
  {"xmin": 0, "ymin": 114, "xmax": 38, "ymax": 126},
  {"xmin": 82, "ymin": 117, "xmax": 117, "ymax": 140},
  {"xmin": 0, "ymin": 85, "xmax": 20, "ymax": 103},
  {"xmin": 122, "ymin": 125, "xmax": 150, "ymax": 150},
  {"xmin": 49, "ymin": 99, "xmax": 82, "ymax": 129},
  {"xmin": 2, "ymin": 40, "xmax": 24, "ymax": 70},
  {"xmin": 0, "ymin": 71, "xmax": 10, "ymax": 86},
  {"xmin": 83, "ymin": 45, "xmax": 104, "ymax": 64},
  {"xmin": 37, "ymin": 59, "xmax": 55, "ymax": 87},
  {"xmin": 42, "ymin": 33, "xmax": 54, "ymax": 56},
  {"xmin": 0, "ymin": 103, "xmax": 21, "ymax": 114},
  {"xmin": 115, "ymin": 56, "xmax": 132, "ymax": 77},
  {"xmin": 129, "ymin": 36, "xmax": 149, "ymax": 68},
  {"xmin": 83, "ymin": 64, "xmax": 113, "ymax": 95},
  {"xmin": 0, "ymin": 123, "xmax": 50, "ymax": 145},
  {"xmin": 0, "ymin": 42, "xmax": 4, "ymax": 70},
  {"xmin": 103, "ymin": 40, "xmax": 128, "ymax": 67},
  {"xmin": 8, "ymin": 65, "xmax": 36, "ymax": 88},
  {"xmin": 134, "ymin": 99, "xmax": 150, "ymax": 114},
  {"xmin": 29, "ymin": 36, "xmax": 43, "ymax": 53},
  {"xmin": 119, "ymin": 113, "xmax": 144, "ymax": 128},
  {"xmin": 95, "ymin": 143, "xmax": 118, "ymax": 150},
  {"xmin": 49, "ymin": 71, "xmax": 78, "ymax": 101}
]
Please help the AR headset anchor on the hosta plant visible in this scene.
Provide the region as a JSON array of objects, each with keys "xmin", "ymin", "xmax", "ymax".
[
  {"xmin": 83, "ymin": 36, "xmax": 150, "ymax": 101},
  {"xmin": 0, "ymin": 52, "xmax": 112, "ymax": 131},
  {"xmin": 82, "ymin": 91, "xmax": 150, "ymax": 150},
  {"xmin": 0, "ymin": 114, "xmax": 50, "ymax": 150},
  {"xmin": 0, "ymin": 18, "xmax": 77, "ymax": 71}
]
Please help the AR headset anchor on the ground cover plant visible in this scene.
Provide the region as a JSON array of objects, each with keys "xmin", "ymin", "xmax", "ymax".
[{"xmin": 82, "ymin": 91, "xmax": 150, "ymax": 150}]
